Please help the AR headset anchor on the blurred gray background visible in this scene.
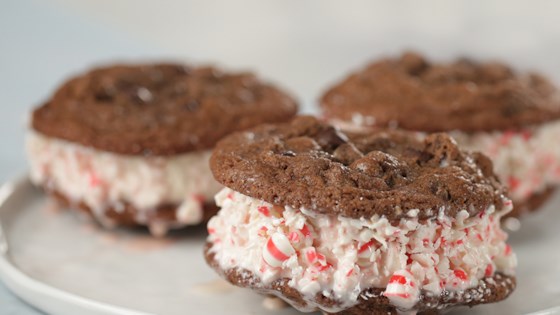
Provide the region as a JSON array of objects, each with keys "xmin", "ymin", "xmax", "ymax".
[{"xmin": 1, "ymin": 0, "xmax": 560, "ymax": 313}]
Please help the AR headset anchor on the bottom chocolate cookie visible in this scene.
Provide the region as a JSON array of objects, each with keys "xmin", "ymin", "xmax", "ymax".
[
  {"xmin": 508, "ymin": 186, "xmax": 556, "ymax": 218},
  {"xmin": 47, "ymin": 188, "xmax": 219, "ymax": 236},
  {"xmin": 205, "ymin": 243, "xmax": 516, "ymax": 314}
]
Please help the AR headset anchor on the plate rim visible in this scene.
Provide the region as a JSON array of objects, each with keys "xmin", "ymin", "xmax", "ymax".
[{"xmin": 0, "ymin": 176, "xmax": 152, "ymax": 315}]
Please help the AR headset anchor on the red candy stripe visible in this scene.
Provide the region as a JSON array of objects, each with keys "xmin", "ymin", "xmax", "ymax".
[
  {"xmin": 358, "ymin": 240, "xmax": 377, "ymax": 254},
  {"xmin": 454, "ymin": 269, "xmax": 468, "ymax": 281},
  {"xmin": 266, "ymin": 237, "xmax": 290, "ymax": 261},
  {"xmin": 485, "ymin": 264, "xmax": 494, "ymax": 277},
  {"xmin": 288, "ymin": 231, "xmax": 300, "ymax": 242},
  {"xmin": 508, "ymin": 176, "xmax": 520, "ymax": 191},
  {"xmin": 258, "ymin": 206, "xmax": 270, "ymax": 217},
  {"xmin": 300, "ymin": 224, "xmax": 311, "ymax": 237},
  {"xmin": 389, "ymin": 275, "xmax": 407, "ymax": 285},
  {"xmin": 306, "ymin": 248, "xmax": 317, "ymax": 263},
  {"xmin": 316, "ymin": 262, "xmax": 332, "ymax": 272},
  {"xmin": 505, "ymin": 244, "xmax": 512, "ymax": 255},
  {"xmin": 384, "ymin": 292, "xmax": 411, "ymax": 298},
  {"xmin": 88, "ymin": 172, "xmax": 101, "ymax": 187}
]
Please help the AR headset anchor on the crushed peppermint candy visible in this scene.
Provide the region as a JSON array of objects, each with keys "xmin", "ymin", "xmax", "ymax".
[{"xmin": 207, "ymin": 188, "xmax": 517, "ymax": 312}]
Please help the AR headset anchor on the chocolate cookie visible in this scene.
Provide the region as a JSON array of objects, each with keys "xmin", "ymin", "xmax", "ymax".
[
  {"xmin": 26, "ymin": 63, "xmax": 298, "ymax": 235},
  {"xmin": 321, "ymin": 51, "xmax": 560, "ymax": 132},
  {"xmin": 210, "ymin": 116, "xmax": 506, "ymax": 221},
  {"xmin": 206, "ymin": 117, "xmax": 517, "ymax": 314},
  {"xmin": 33, "ymin": 64, "xmax": 297, "ymax": 155},
  {"xmin": 320, "ymin": 52, "xmax": 560, "ymax": 216}
]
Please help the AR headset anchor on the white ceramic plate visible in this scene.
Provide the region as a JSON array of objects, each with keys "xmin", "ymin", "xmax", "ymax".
[{"xmin": 0, "ymin": 177, "xmax": 559, "ymax": 315}]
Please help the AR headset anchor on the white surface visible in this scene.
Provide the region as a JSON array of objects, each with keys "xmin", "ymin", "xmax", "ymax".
[{"xmin": 0, "ymin": 177, "xmax": 559, "ymax": 315}]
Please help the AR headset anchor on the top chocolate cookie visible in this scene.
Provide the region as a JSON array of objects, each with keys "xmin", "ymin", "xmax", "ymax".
[
  {"xmin": 321, "ymin": 52, "xmax": 560, "ymax": 132},
  {"xmin": 210, "ymin": 116, "xmax": 508, "ymax": 221},
  {"xmin": 32, "ymin": 63, "xmax": 298, "ymax": 155}
]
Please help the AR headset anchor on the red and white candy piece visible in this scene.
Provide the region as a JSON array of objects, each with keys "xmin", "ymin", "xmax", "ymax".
[
  {"xmin": 87, "ymin": 170, "xmax": 103, "ymax": 188},
  {"xmin": 263, "ymin": 233, "xmax": 295, "ymax": 268},
  {"xmin": 383, "ymin": 270, "xmax": 419, "ymax": 310},
  {"xmin": 445, "ymin": 268, "xmax": 469, "ymax": 289},
  {"xmin": 302, "ymin": 247, "xmax": 332, "ymax": 271},
  {"xmin": 504, "ymin": 244, "xmax": 512, "ymax": 256},
  {"xmin": 484, "ymin": 263, "xmax": 494, "ymax": 277},
  {"xmin": 356, "ymin": 239, "xmax": 379, "ymax": 267},
  {"xmin": 257, "ymin": 205, "xmax": 282, "ymax": 218}
]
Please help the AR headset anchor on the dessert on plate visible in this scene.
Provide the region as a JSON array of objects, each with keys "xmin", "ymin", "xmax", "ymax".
[
  {"xmin": 26, "ymin": 63, "xmax": 297, "ymax": 235},
  {"xmin": 205, "ymin": 116, "xmax": 517, "ymax": 314},
  {"xmin": 320, "ymin": 52, "xmax": 560, "ymax": 218}
]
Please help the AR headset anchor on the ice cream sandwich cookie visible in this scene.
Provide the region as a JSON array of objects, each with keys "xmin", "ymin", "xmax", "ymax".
[
  {"xmin": 320, "ymin": 52, "xmax": 560, "ymax": 217},
  {"xmin": 27, "ymin": 63, "xmax": 297, "ymax": 235},
  {"xmin": 205, "ymin": 116, "xmax": 516, "ymax": 314}
]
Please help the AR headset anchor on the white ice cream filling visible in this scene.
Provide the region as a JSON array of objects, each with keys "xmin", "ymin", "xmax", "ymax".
[
  {"xmin": 208, "ymin": 188, "xmax": 516, "ymax": 312},
  {"xmin": 450, "ymin": 120, "xmax": 560, "ymax": 202},
  {"xmin": 26, "ymin": 131, "xmax": 222, "ymax": 231}
]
